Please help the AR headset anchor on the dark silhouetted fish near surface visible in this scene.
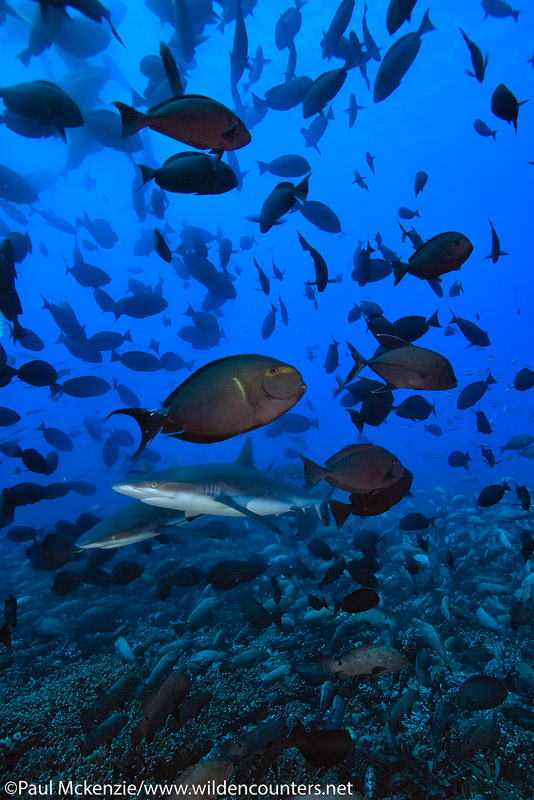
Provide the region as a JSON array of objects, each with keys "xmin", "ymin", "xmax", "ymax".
[
  {"xmin": 491, "ymin": 83, "xmax": 525, "ymax": 132},
  {"xmin": 460, "ymin": 29, "xmax": 488, "ymax": 83},
  {"xmin": 387, "ymin": 0, "xmax": 418, "ymax": 34},
  {"xmin": 137, "ymin": 153, "xmax": 238, "ymax": 195},
  {"xmin": 374, "ymin": 10, "xmax": 435, "ymax": 102},
  {"xmin": 481, "ymin": 0, "xmax": 520, "ymax": 22},
  {"xmin": 113, "ymin": 95, "xmax": 251, "ymax": 151},
  {"xmin": 393, "ymin": 232, "xmax": 473, "ymax": 285},
  {"xmin": 0, "ymin": 80, "xmax": 83, "ymax": 141}
]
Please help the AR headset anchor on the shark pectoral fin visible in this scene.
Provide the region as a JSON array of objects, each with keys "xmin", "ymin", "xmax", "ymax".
[
  {"xmin": 232, "ymin": 377, "xmax": 264, "ymax": 408},
  {"xmin": 184, "ymin": 513, "xmax": 203, "ymax": 521},
  {"xmin": 214, "ymin": 493, "xmax": 282, "ymax": 535},
  {"xmin": 156, "ymin": 518, "xmax": 202, "ymax": 533}
]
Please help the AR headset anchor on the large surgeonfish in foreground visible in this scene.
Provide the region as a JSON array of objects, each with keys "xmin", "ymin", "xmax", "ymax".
[
  {"xmin": 107, "ymin": 354, "xmax": 306, "ymax": 458},
  {"xmin": 112, "ymin": 439, "xmax": 325, "ymax": 534}
]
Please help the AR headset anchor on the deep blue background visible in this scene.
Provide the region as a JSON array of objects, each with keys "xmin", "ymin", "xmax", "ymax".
[{"xmin": 0, "ymin": 0, "xmax": 532, "ymax": 533}]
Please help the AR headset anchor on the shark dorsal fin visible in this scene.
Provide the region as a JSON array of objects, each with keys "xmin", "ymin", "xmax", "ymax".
[{"xmin": 234, "ymin": 437, "xmax": 256, "ymax": 470}]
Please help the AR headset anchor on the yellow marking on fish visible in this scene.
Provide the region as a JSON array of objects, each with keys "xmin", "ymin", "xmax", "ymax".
[{"xmin": 232, "ymin": 376, "xmax": 247, "ymax": 401}]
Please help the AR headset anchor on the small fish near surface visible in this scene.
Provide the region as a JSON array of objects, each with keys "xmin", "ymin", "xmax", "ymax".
[
  {"xmin": 374, "ymin": 10, "xmax": 435, "ymax": 102},
  {"xmin": 491, "ymin": 83, "xmax": 526, "ymax": 132},
  {"xmin": 251, "ymin": 174, "xmax": 310, "ymax": 233},
  {"xmin": 386, "ymin": 0, "xmax": 418, "ymax": 34}
]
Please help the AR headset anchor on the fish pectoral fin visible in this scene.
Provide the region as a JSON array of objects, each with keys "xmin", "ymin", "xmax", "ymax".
[
  {"xmin": 184, "ymin": 513, "xmax": 204, "ymax": 521},
  {"xmin": 222, "ymin": 118, "xmax": 239, "ymax": 139},
  {"xmin": 157, "ymin": 518, "xmax": 201, "ymax": 533},
  {"xmin": 214, "ymin": 493, "xmax": 282, "ymax": 535},
  {"xmin": 371, "ymin": 382, "xmax": 395, "ymax": 393},
  {"xmin": 232, "ymin": 376, "xmax": 264, "ymax": 408}
]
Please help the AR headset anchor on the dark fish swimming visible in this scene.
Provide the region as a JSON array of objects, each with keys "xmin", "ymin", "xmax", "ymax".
[
  {"xmin": 346, "ymin": 335, "xmax": 457, "ymax": 391},
  {"xmin": 0, "ymin": 1, "xmax": 532, "ymax": 792},
  {"xmin": 0, "ymin": 80, "xmax": 83, "ymax": 141},
  {"xmin": 374, "ymin": 10, "xmax": 435, "ymax": 103},
  {"xmin": 302, "ymin": 443, "xmax": 404, "ymax": 495},
  {"xmin": 137, "ymin": 153, "xmax": 238, "ymax": 195},
  {"xmin": 481, "ymin": 0, "xmax": 519, "ymax": 22},
  {"xmin": 108, "ymin": 354, "xmax": 306, "ymax": 457},
  {"xmin": 386, "ymin": 0, "xmax": 418, "ymax": 34},
  {"xmin": 393, "ymin": 232, "xmax": 473, "ymax": 286},
  {"xmin": 256, "ymin": 154, "xmax": 311, "ymax": 177},
  {"xmin": 473, "ymin": 118, "xmax": 497, "ymax": 139},
  {"xmin": 113, "ymin": 95, "xmax": 251, "ymax": 151},
  {"xmin": 251, "ymin": 175, "xmax": 309, "ymax": 233},
  {"xmin": 491, "ymin": 83, "xmax": 525, "ymax": 132},
  {"xmin": 460, "ymin": 29, "xmax": 488, "ymax": 83}
]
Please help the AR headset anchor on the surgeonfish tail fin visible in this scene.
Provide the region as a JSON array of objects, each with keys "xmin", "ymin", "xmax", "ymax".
[
  {"xmin": 427, "ymin": 310, "xmax": 441, "ymax": 328},
  {"xmin": 299, "ymin": 456, "xmax": 325, "ymax": 490},
  {"xmin": 105, "ymin": 408, "xmax": 164, "ymax": 459},
  {"xmin": 418, "ymin": 9, "xmax": 435, "ymax": 36},
  {"xmin": 347, "ymin": 409, "xmax": 364, "ymax": 434},
  {"xmin": 11, "ymin": 318, "xmax": 24, "ymax": 343},
  {"xmin": 294, "ymin": 173, "xmax": 311, "ymax": 203},
  {"xmin": 113, "ymin": 101, "xmax": 148, "ymax": 138},
  {"xmin": 136, "ymin": 164, "xmax": 156, "ymax": 186},
  {"xmin": 329, "ymin": 499, "xmax": 353, "ymax": 528},
  {"xmin": 345, "ymin": 342, "xmax": 366, "ymax": 383},
  {"xmin": 392, "ymin": 261, "xmax": 408, "ymax": 286}
]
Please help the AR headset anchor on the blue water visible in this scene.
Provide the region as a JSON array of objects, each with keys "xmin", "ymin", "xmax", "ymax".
[{"xmin": 0, "ymin": 0, "xmax": 533, "ymax": 794}]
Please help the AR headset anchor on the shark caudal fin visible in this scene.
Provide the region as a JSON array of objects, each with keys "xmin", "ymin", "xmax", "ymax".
[{"xmin": 105, "ymin": 408, "xmax": 164, "ymax": 458}]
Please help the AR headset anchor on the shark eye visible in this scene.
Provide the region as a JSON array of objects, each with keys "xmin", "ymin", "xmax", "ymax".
[{"xmin": 150, "ymin": 482, "xmax": 158, "ymax": 489}]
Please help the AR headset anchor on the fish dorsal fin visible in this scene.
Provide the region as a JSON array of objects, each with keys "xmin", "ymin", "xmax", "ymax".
[
  {"xmin": 147, "ymin": 94, "xmax": 210, "ymax": 114},
  {"xmin": 234, "ymin": 437, "xmax": 256, "ymax": 470},
  {"xmin": 374, "ymin": 333, "xmax": 410, "ymax": 349},
  {"xmin": 274, "ymin": 181, "xmax": 295, "ymax": 191}
]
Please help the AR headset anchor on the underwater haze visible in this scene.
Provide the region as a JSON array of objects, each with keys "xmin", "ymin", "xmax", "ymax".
[{"xmin": 0, "ymin": 0, "xmax": 533, "ymax": 797}]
